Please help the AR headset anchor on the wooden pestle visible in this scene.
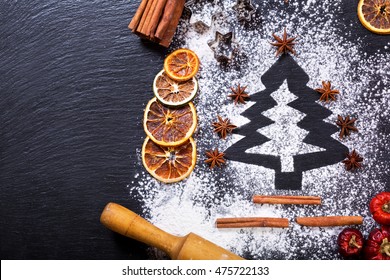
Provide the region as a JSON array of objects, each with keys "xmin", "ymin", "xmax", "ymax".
[{"xmin": 100, "ymin": 202, "xmax": 244, "ymax": 260}]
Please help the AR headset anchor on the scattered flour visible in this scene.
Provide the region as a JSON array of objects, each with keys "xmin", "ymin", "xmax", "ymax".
[{"xmin": 129, "ymin": 0, "xmax": 389, "ymax": 259}]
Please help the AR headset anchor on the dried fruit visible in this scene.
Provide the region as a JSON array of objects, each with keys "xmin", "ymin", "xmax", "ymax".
[
  {"xmin": 163, "ymin": 49, "xmax": 200, "ymax": 82},
  {"xmin": 142, "ymin": 137, "xmax": 196, "ymax": 183},
  {"xmin": 143, "ymin": 97, "xmax": 197, "ymax": 147},
  {"xmin": 153, "ymin": 70, "xmax": 198, "ymax": 107}
]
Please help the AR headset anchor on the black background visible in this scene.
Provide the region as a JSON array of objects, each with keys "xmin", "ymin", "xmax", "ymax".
[{"xmin": 0, "ymin": 0, "xmax": 388, "ymax": 259}]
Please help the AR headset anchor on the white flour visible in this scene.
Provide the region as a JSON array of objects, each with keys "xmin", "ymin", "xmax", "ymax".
[{"xmin": 129, "ymin": 0, "xmax": 390, "ymax": 259}]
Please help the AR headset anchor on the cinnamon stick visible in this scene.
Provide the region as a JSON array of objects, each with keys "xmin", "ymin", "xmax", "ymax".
[
  {"xmin": 158, "ymin": 0, "xmax": 185, "ymax": 47},
  {"xmin": 147, "ymin": 0, "xmax": 168, "ymax": 38},
  {"xmin": 128, "ymin": 0, "xmax": 149, "ymax": 31},
  {"xmin": 216, "ymin": 217, "xmax": 289, "ymax": 228},
  {"xmin": 253, "ymin": 195, "xmax": 321, "ymax": 205},
  {"xmin": 154, "ymin": 0, "xmax": 178, "ymax": 40},
  {"xmin": 296, "ymin": 216, "xmax": 363, "ymax": 227},
  {"xmin": 136, "ymin": 0, "xmax": 154, "ymax": 34}
]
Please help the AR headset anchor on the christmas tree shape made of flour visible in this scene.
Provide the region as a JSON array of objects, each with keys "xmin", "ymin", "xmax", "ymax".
[{"xmin": 225, "ymin": 54, "xmax": 348, "ymax": 190}]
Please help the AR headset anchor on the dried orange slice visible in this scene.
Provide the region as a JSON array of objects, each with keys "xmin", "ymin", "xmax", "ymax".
[
  {"xmin": 143, "ymin": 97, "xmax": 197, "ymax": 147},
  {"xmin": 153, "ymin": 70, "xmax": 198, "ymax": 107},
  {"xmin": 142, "ymin": 137, "xmax": 197, "ymax": 183},
  {"xmin": 358, "ymin": 0, "xmax": 390, "ymax": 34},
  {"xmin": 163, "ymin": 49, "xmax": 200, "ymax": 82}
]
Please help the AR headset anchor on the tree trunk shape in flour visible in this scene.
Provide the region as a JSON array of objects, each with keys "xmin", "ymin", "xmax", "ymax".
[{"xmin": 225, "ymin": 54, "xmax": 348, "ymax": 190}]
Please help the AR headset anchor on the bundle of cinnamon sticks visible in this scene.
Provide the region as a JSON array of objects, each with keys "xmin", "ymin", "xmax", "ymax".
[{"xmin": 129, "ymin": 0, "xmax": 186, "ymax": 47}]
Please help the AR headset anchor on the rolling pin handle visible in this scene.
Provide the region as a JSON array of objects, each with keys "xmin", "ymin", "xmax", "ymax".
[{"xmin": 100, "ymin": 202, "xmax": 181, "ymax": 258}]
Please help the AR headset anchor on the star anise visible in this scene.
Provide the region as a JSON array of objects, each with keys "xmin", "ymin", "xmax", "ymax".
[
  {"xmin": 212, "ymin": 115, "xmax": 237, "ymax": 139},
  {"xmin": 315, "ymin": 81, "xmax": 340, "ymax": 102},
  {"xmin": 270, "ymin": 27, "xmax": 297, "ymax": 56},
  {"xmin": 336, "ymin": 115, "xmax": 358, "ymax": 139},
  {"xmin": 205, "ymin": 148, "xmax": 226, "ymax": 169},
  {"xmin": 342, "ymin": 149, "xmax": 363, "ymax": 171},
  {"xmin": 228, "ymin": 84, "xmax": 250, "ymax": 104}
]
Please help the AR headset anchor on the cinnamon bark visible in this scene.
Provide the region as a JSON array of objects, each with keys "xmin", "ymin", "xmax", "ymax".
[
  {"xmin": 129, "ymin": 0, "xmax": 185, "ymax": 47},
  {"xmin": 147, "ymin": 0, "xmax": 168, "ymax": 38},
  {"xmin": 253, "ymin": 195, "xmax": 321, "ymax": 205},
  {"xmin": 141, "ymin": 0, "xmax": 158, "ymax": 36},
  {"xmin": 158, "ymin": 0, "xmax": 185, "ymax": 47},
  {"xmin": 128, "ymin": 0, "xmax": 149, "ymax": 31},
  {"xmin": 216, "ymin": 217, "xmax": 289, "ymax": 228},
  {"xmin": 136, "ymin": 0, "xmax": 154, "ymax": 34},
  {"xmin": 155, "ymin": 0, "xmax": 179, "ymax": 40}
]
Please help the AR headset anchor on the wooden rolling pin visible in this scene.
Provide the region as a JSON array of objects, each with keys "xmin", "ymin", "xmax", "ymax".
[{"xmin": 100, "ymin": 203, "xmax": 244, "ymax": 260}]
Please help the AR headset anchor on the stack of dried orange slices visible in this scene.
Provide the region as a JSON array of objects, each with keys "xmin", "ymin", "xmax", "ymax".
[{"xmin": 142, "ymin": 49, "xmax": 200, "ymax": 183}]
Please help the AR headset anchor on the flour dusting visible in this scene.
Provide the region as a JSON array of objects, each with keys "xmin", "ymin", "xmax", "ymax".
[{"xmin": 129, "ymin": 0, "xmax": 389, "ymax": 259}]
